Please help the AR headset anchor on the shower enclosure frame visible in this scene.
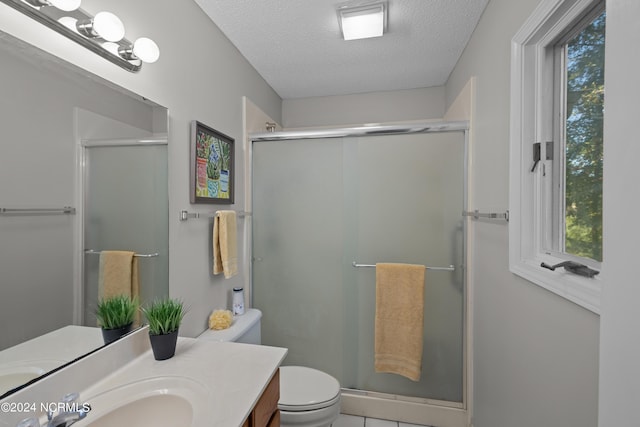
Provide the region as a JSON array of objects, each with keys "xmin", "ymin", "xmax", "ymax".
[
  {"xmin": 247, "ymin": 121, "xmax": 471, "ymax": 426},
  {"xmin": 73, "ymin": 136, "xmax": 168, "ymax": 326}
]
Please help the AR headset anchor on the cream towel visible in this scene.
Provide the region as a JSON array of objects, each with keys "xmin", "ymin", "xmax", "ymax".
[
  {"xmin": 98, "ymin": 250, "xmax": 140, "ymax": 300},
  {"xmin": 213, "ymin": 210, "xmax": 238, "ymax": 279},
  {"xmin": 374, "ymin": 263, "xmax": 425, "ymax": 381}
]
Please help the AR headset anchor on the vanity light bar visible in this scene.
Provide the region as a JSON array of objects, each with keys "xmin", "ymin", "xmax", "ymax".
[{"xmin": 1, "ymin": 0, "xmax": 159, "ymax": 72}]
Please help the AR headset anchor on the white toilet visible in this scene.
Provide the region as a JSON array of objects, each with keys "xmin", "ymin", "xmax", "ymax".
[{"xmin": 198, "ymin": 308, "xmax": 341, "ymax": 427}]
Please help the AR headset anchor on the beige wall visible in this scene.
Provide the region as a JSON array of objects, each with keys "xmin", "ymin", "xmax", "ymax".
[
  {"xmin": 282, "ymin": 86, "xmax": 445, "ymax": 128},
  {"xmin": 598, "ymin": 0, "xmax": 640, "ymax": 425},
  {"xmin": 446, "ymin": 1, "xmax": 599, "ymax": 427}
]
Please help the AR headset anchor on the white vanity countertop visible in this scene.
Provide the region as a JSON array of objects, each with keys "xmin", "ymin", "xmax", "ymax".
[
  {"xmin": 0, "ymin": 328, "xmax": 286, "ymax": 427},
  {"xmin": 78, "ymin": 337, "xmax": 288, "ymax": 427}
]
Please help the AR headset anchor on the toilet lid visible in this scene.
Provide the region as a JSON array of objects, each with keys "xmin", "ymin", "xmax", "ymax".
[{"xmin": 278, "ymin": 366, "xmax": 341, "ymax": 412}]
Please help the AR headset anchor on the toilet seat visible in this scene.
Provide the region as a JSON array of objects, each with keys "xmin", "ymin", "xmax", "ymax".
[{"xmin": 278, "ymin": 366, "xmax": 341, "ymax": 412}]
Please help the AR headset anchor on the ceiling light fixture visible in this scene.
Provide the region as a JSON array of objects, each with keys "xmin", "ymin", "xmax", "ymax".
[
  {"xmin": 1, "ymin": 0, "xmax": 159, "ymax": 72},
  {"xmin": 338, "ymin": 1, "xmax": 387, "ymax": 41}
]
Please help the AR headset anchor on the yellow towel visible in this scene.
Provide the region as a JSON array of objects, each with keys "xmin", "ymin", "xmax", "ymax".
[
  {"xmin": 374, "ymin": 263, "xmax": 425, "ymax": 381},
  {"xmin": 98, "ymin": 251, "xmax": 140, "ymax": 326},
  {"xmin": 98, "ymin": 251, "xmax": 139, "ymax": 299},
  {"xmin": 213, "ymin": 210, "xmax": 238, "ymax": 279}
]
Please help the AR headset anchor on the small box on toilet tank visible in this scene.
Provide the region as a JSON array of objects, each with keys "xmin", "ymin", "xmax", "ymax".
[{"xmin": 232, "ymin": 287, "xmax": 245, "ymax": 315}]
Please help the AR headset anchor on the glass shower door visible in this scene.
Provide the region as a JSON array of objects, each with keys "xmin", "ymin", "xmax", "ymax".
[
  {"xmin": 342, "ymin": 132, "xmax": 465, "ymax": 402},
  {"xmin": 252, "ymin": 130, "xmax": 465, "ymax": 404}
]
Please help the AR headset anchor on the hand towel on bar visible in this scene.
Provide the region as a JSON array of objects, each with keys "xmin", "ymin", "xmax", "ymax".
[
  {"xmin": 213, "ymin": 210, "xmax": 238, "ymax": 279},
  {"xmin": 98, "ymin": 250, "xmax": 140, "ymax": 300},
  {"xmin": 374, "ymin": 262, "xmax": 425, "ymax": 382}
]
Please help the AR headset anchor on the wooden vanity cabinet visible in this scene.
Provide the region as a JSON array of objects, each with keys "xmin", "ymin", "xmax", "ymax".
[{"xmin": 243, "ymin": 369, "xmax": 280, "ymax": 427}]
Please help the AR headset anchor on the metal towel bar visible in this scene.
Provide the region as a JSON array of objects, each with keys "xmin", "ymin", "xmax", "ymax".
[
  {"xmin": 85, "ymin": 249, "xmax": 159, "ymax": 258},
  {"xmin": 352, "ymin": 262, "xmax": 455, "ymax": 271},
  {"xmin": 179, "ymin": 209, "xmax": 251, "ymax": 221},
  {"xmin": 0, "ymin": 206, "xmax": 76, "ymax": 216}
]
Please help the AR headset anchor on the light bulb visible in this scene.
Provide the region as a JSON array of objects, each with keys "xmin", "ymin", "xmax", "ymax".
[
  {"xmin": 102, "ymin": 42, "xmax": 120, "ymax": 56},
  {"xmin": 48, "ymin": 0, "xmax": 81, "ymax": 12},
  {"xmin": 58, "ymin": 16, "xmax": 78, "ymax": 32},
  {"xmin": 132, "ymin": 37, "xmax": 160, "ymax": 63},
  {"xmin": 92, "ymin": 11, "xmax": 125, "ymax": 42}
]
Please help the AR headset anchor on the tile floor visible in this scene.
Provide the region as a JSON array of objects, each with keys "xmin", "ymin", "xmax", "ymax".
[{"xmin": 332, "ymin": 413, "xmax": 432, "ymax": 427}]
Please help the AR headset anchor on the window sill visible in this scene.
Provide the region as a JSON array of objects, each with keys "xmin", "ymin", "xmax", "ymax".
[{"xmin": 510, "ymin": 256, "xmax": 601, "ymax": 314}]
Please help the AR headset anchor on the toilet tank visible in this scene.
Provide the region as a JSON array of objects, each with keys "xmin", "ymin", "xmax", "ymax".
[{"xmin": 198, "ymin": 308, "xmax": 262, "ymax": 344}]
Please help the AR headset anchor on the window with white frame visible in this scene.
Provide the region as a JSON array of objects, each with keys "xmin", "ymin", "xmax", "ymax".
[{"xmin": 509, "ymin": 0, "xmax": 605, "ymax": 313}]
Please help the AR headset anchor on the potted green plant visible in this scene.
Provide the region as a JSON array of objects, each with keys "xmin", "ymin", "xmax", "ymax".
[
  {"xmin": 142, "ymin": 298, "xmax": 186, "ymax": 360},
  {"xmin": 95, "ymin": 294, "xmax": 139, "ymax": 345}
]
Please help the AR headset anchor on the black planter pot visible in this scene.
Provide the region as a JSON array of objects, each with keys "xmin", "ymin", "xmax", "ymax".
[
  {"xmin": 149, "ymin": 329, "xmax": 179, "ymax": 360},
  {"xmin": 101, "ymin": 323, "xmax": 134, "ymax": 345}
]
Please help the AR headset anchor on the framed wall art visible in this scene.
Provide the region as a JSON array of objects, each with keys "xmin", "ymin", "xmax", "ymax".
[{"xmin": 190, "ymin": 120, "xmax": 234, "ymax": 204}]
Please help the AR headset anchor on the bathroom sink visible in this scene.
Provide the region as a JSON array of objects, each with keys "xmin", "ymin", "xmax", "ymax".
[
  {"xmin": 74, "ymin": 376, "xmax": 210, "ymax": 426},
  {"xmin": 0, "ymin": 360, "xmax": 65, "ymax": 394}
]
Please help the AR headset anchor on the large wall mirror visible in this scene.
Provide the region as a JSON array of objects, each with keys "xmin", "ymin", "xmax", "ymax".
[{"xmin": 0, "ymin": 31, "xmax": 169, "ymax": 397}]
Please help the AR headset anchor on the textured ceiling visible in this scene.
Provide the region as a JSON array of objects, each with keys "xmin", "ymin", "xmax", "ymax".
[{"xmin": 194, "ymin": 0, "xmax": 489, "ymax": 99}]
